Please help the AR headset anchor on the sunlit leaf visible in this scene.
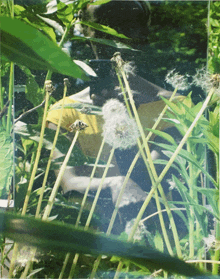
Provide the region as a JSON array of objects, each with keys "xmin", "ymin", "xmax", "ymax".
[{"xmin": 0, "ymin": 16, "xmax": 89, "ymax": 80}]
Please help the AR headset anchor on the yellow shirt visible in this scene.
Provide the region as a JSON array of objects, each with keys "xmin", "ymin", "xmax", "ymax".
[{"xmin": 46, "ymin": 95, "xmax": 185, "ymax": 158}]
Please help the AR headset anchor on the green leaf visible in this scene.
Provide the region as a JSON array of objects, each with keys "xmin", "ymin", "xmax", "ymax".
[
  {"xmin": 57, "ymin": 2, "xmax": 73, "ymax": 26},
  {"xmin": 0, "ymin": 129, "xmax": 13, "ymax": 199},
  {"xmin": 151, "ymin": 142, "xmax": 218, "ymax": 188},
  {"xmin": 145, "ymin": 128, "xmax": 176, "ymax": 145},
  {"xmin": 90, "ymin": 0, "xmax": 111, "ymax": 5},
  {"xmin": 0, "ymin": 212, "xmax": 205, "ymax": 277},
  {"xmin": 78, "ymin": 21, "xmax": 129, "ymax": 39},
  {"xmin": 0, "ymin": 16, "xmax": 89, "ymax": 80},
  {"xmin": 73, "ymin": 36, "xmax": 137, "ymax": 51}
]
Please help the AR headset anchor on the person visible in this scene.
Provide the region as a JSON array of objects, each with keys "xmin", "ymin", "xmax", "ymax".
[{"xmin": 46, "ymin": 0, "xmax": 185, "ymax": 234}]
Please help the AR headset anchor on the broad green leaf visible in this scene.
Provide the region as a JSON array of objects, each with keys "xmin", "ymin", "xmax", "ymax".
[
  {"xmin": 78, "ymin": 21, "xmax": 129, "ymax": 39},
  {"xmin": 57, "ymin": 2, "xmax": 73, "ymax": 26},
  {"xmin": 49, "ymin": 102, "xmax": 102, "ymax": 115},
  {"xmin": 0, "ymin": 16, "xmax": 89, "ymax": 80},
  {"xmin": 14, "ymin": 4, "xmax": 57, "ymax": 42},
  {"xmin": 73, "ymin": 36, "xmax": 137, "ymax": 51},
  {"xmin": 0, "ymin": 212, "xmax": 205, "ymax": 277},
  {"xmin": 0, "ymin": 129, "xmax": 13, "ymax": 199}
]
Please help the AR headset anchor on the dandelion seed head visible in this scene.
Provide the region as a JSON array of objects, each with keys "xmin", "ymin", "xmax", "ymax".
[
  {"xmin": 102, "ymin": 99, "xmax": 127, "ymax": 120},
  {"xmin": 192, "ymin": 67, "xmax": 220, "ymax": 97},
  {"xmin": 125, "ymin": 218, "xmax": 149, "ymax": 242},
  {"xmin": 165, "ymin": 69, "xmax": 190, "ymax": 91},
  {"xmin": 102, "ymin": 114, "xmax": 139, "ymax": 150},
  {"xmin": 203, "ymin": 234, "xmax": 216, "ymax": 252},
  {"xmin": 122, "ymin": 61, "xmax": 136, "ymax": 77}
]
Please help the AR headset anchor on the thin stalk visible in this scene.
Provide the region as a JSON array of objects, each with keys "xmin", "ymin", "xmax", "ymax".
[
  {"xmin": 20, "ymin": 247, "xmax": 37, "ymax": 279},
  {"xmin": 75, "ymin": 137, "xmax": 106, "ymax": 227},
  {"xmin": 21, "ymin": 77, "xmax": 51, "ymax": 216},
  {"xmin": 114, "ymin": 66, "xmax": 174, "ymax": 255},
  {"xmin": 65, "ymin": 137, "xmax": 106, "ymax": 279},
  {"xmin": 107, "ymin": 87, "xmax": 179, "ymax": 236},
  {"xmin": 8, "ymin": 242, "xmax": 19, "ymax": 278},
  {"xmin": 9, "ymin": 79, "xmax": 51, "ymax": 278},
  {"xmin": 85, "ymin": 146, "xmax": 115, "ymax": 230},
  {"xmin": 90, "ymin": 72, "xmax": 179, "ymax": 279},
  {"xmin": 212, "ymin": 153, "xmax": 220, "ymax": 274},
  {"xmin": 6, "ymin": 62, "xmax": 13, "ymax": 134},
  {"xmin": 187, "ymin": 143, "xmax": 195, "ymax": 259},
  {"xmin": 68, "ymin": 147, "xmax": 115, "ymax": 279},
  {"xmin": 58, "ymin": 253, "xmax": 71, "ymax": 279},
  {"xmin": 42, "ymin": 130, "xmax": 80, "ymax": 220},
  {"xmin": 0, "ymin": 73, "xmax": 6, "ymax": 128},
  {"xmin": 35, "ymin": 81, "xmax": 68, "ymax": 218},
  {"xmin": 119, "ymin": 66, "xmax": 182, "ymax": 258}
]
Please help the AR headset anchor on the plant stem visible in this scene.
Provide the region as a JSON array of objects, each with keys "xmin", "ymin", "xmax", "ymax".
[
  {"xmin": 212, "ymin": 152, "xmax": 220, "ymax": 274},
  {"xmin": 119, "ymin": 65, "xmax": 182, "ymax": 257},
  {"xmin": 113, "ymin": 60, "xmax": 175, "ymax": 256},
  {"xmin": 59, "ymin": 253, "xmax": 71, "ymax": 279},
  {"xmin": 75, "ymin": 137, "xmax": 106, "ymax": 227},
  {"xmin": 68, "ymin": 147, "xmax": 115, "ymax": 279},
  {"xmin": 6, "ymin": 62, "xmax": 14, "ymax": 134},
  {"xmin": 42, "ymin": 130, "xmax": 80, "ymax": 220},
  {"xmin": 187, "ymin": 143, "xmax": 195, "ymax": 259},
  {"xmin": 35, "ymin": 81, "xmax": 68, "ymax": 218},
  {"xmin": 107, "ymin": 87, "xmax": 179, "ymax": 236},
  {"xmin": 0, "ymin": 73, "xmax": 6, "ymax": 128},
  {"xmin": 21, "ymin": 76, "xmax": 51, "ymax": 216}
]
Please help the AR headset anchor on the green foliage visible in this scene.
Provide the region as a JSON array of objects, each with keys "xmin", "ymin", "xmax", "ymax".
[
  {"xmin": 0, "ymin": 16, "xmax": 89, "ymax": 80},
  {"xmin": 0, "ymin": 211, "xmax": 205, "ymax": 277},
  {"xmin": 209, "ymin": 1, "xmax": 220, "ymax": 73},
  {"xmin": 0, "ymin": 128, "xmax": 13, "ymax": 199}
]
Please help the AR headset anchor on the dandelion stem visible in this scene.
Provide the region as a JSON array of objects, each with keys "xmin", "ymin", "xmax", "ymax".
[
  {"xmin": 69, "ymin": 146, "xmax": 115, "ymax": 279},
  {"xmin": 75, "ymin": 137, "xmax": 106, "ymax": 227},
  {"xmin": 35, "ymin": 81, "xmax": 68, "ymax": 218},
  {"xmin": 42, "ymin": 130, "xmax": 80, "ymax": 220},
  {"xmin": 119, "ymin": 63, "xmax": 182, "ymax": 258},
  {"xmin": 6, "ymin": 62, "xmax": 13, "ymax": 134},
  {"xmin": 21, "ymin": 76, "xmax": 51, "ymax": 216},
  {"xmin": 213, "ymin": 152, "xmax": 220, "ymax": 274},
  {"xmin": 70, "ymin": 138, "xmax": 106, "ymax": 278}
]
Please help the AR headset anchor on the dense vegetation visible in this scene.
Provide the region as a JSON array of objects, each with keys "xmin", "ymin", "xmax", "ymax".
[{"xmin": 0, "ymin": 0, "xmax": 219, "ymax": 278}]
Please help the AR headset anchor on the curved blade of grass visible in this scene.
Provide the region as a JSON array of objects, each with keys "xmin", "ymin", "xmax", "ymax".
[
  {"xmin": 77, "ymin": 21, "xmax": 129, "ymax": 39},
  {"xmin": 0, "ymin": 212, "xmax": 205, "ymax": 277},
  {"xmin": 0, "ymin": 16, "xmax": 89, "ymax": 80}
]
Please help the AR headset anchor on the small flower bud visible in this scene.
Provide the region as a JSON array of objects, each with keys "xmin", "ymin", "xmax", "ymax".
[
  {"xmin": 69, "ymin": 120, "xmax": 88, "ymax": 132},
  {"xmin": 45, "ymin": 80, "xmax": 55, "ymax": 94}
]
